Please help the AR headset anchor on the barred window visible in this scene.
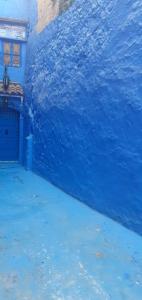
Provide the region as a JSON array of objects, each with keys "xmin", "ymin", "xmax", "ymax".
[{"xmin": 3, "ymin": 41, "xmax": 21, "ymax": 67}]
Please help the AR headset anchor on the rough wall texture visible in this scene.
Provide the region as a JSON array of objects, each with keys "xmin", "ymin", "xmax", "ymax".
[
  {"xmin": 26, "ymin": 0, "xmax": 142, "ymax": 235},
  {"xmin": 36, "ymin": 0, "xmax": 74, "ymax": 32}
]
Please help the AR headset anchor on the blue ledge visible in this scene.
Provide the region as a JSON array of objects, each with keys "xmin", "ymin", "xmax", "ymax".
[{"xmin": 0, "ymin": 163, "xmax": 142, "ymax": 299}]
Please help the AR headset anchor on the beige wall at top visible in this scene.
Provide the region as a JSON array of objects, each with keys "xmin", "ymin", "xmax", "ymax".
[{"xmin": 36, "ymin": 0, "xmax": 59, "ymax": 33}]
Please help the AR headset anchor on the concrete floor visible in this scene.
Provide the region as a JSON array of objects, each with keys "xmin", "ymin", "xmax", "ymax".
[{"xmin": 0, "ymin": 163, "xmax": 142, "ymax": 300}]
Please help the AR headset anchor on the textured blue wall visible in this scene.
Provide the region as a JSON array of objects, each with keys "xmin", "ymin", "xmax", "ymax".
[{"xmin": 26, "ymin": 0, "xmax": 142, "ymax": 235}]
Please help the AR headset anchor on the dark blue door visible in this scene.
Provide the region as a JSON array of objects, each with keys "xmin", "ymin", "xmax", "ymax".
[{"xmin": 0, "ymin": 108, "xmax": 19, "ymax": 161}]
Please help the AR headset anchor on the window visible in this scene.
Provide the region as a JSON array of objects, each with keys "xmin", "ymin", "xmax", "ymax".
[
  {"xmin": 3, "ymin": 41, "xmax": 21, "ymax": 67},
  {"xmin": 12, "ymin": 43, "xmax": 20, "ymax": 66},
  {"xmin": 3, "ymin": 42, "xmax": 10, "ymax": 65}
]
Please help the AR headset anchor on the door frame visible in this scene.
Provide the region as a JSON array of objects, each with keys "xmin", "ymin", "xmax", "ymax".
[{"xmin": 19, "ymin": 112, "xmax": 24, "ymax": 163}]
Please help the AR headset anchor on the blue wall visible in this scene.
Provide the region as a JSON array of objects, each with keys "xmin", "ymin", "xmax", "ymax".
[
  {"xmin": 26, "ymin": 0, "xmax": 142, "ymax": 235},
  {"xmin": 0, "ymin": 0, "xmax": 29, "ymax": 85},
  {"xmin": 0, "ymin": 0, "xmax": 28, "ymax": 20}
]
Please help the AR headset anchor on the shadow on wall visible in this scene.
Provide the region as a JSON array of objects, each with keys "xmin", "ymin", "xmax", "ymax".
[{"xmin": 26, "ymin": 0, "xmax": 142, "ymax": 236}]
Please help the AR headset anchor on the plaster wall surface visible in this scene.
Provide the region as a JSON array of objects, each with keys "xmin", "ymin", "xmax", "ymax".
[
  {"xmin": 0, "ymin": 0, "xmax": 28, "ymax": 20},
  {"xmin": 36, "ymin": 0, "xmax": 74, "ymax": 32},
  {"xmin": 36, "ymin": 0, "xmax": 59, "ymax": 33},
  {"xmin": 26, "ymin": 0, "xmax": 142, "ymax": 235}
]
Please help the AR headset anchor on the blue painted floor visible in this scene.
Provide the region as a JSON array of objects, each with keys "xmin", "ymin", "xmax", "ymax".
[{"xmin": 0, "ymin": 163, "xmax": 142, "ymax": 300}]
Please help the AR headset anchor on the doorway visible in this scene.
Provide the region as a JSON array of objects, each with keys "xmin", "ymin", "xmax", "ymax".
[{"xmin": 0, "ymin": 107, "xmax": 19, "ymax": 161}]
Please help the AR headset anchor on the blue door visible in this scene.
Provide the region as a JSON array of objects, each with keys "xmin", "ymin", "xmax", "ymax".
[{"xmin": 0, "ymin": 108, "xmax": 19, "ymax": 161}]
